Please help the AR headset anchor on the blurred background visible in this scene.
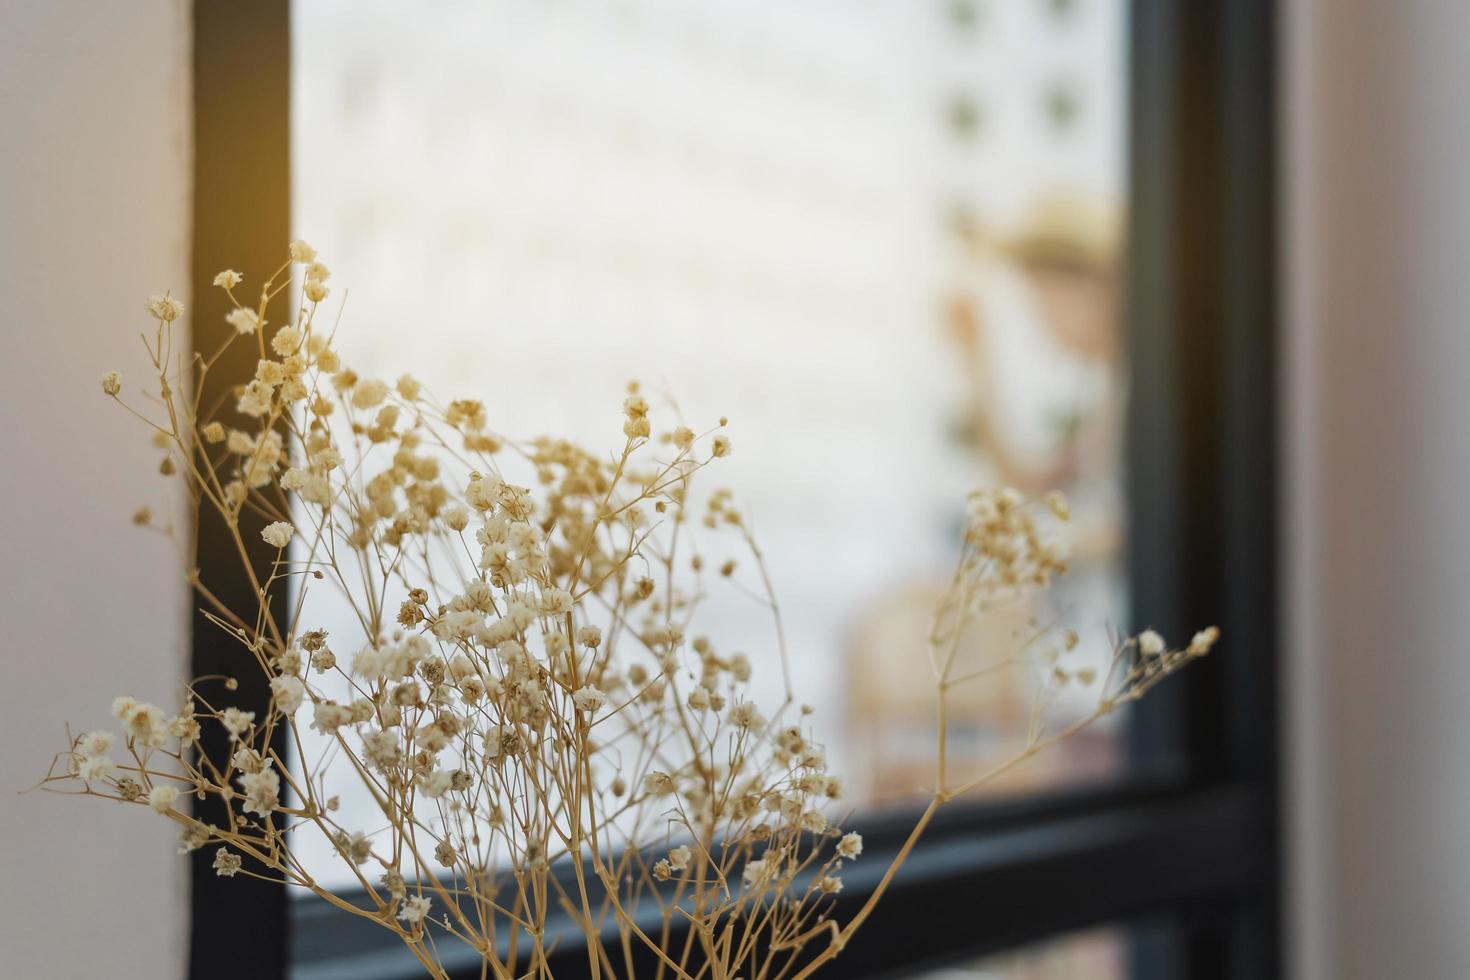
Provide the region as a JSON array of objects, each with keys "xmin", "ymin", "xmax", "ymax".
[
  {"xmin": 3, "ymin": 1, "xmax": 1468, "ymax": 978},
  {"xmin": 289, "ymin": 0, "xmax": 1131, "ymax": 883}
]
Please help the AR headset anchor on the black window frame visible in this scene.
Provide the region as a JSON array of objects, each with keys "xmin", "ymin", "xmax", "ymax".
[{"xmin": 189, "ymin": 1, "xmax": 1279, "ymax": 977}]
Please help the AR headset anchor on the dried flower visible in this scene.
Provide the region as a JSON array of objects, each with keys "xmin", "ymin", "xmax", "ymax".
[
  {"xmin": 398, "ymin": 895, "xmax": 431, "ymax": 926},
  {"xmin": 226, "ymin": 307, "xmax": 260, "ymax": 335},
  {"xmin": 572, "ymin": 686, "xmax": 607, "ymax": 713},
  {"xmin": 146, "ymin": 293, "xmax": 184, "ymax": 322},
  {"xmin": 45, "ymin": 244, "xmax": 1213, "ymax": 980},
  {"xmin": 261, "ymin": 522, "xmax": 293, "ymax": 548},
  {"xmin": 270, "ymin": 675, "xmax": 305, "ymax": 714},
  {"xmin": 212, "ymin": 849, "xmax": 242, "ymax": 877},
  {"xmin": 148, "ymin": 785, "xmax": 180, "ymax": 813}
]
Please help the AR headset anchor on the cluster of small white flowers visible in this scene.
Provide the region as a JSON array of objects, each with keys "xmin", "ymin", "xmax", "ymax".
[
  {"xmin": 72, "ymin": 730, "xmax": 115, "ymax": 781},
  {"xmin": 53, "ymin": 242, "xmax": 1215, "ymax": 980},
  {"xmin": 261, "ymin": 521, "xmax": 294, "ymax": 548},
  {"xmin": 146, "ymin": 293, "xmax": 184, "ymax": 322}
]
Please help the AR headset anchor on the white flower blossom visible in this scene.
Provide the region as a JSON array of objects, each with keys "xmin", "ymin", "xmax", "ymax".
[
  {"xmin": 239, "ymin": 766, "xmax": 280, "ymax": 817},
  {"xmin": 225, "ymin": 307, "xmax": 260, "ymax": 335},
  {"xmin": 271, "ymin": 325, "xmax": 303, "ymax": 356},
  {"xmin": 261, "ymin": 521, "xmax": 294, "ymax": 548},
  {"xmin": 77, "ymin": 755, "xmax": 114, "ymax": 781},
  {"xmin": 1189, "ymin": 626, "xmax": 1221, "ymax": 655},
  {"xmin": 419, "ymin": 770, "xmax": 453, "ymax": 799},
  {"xmin": 148, "ymin": 785, "xmax": 180, "ymax": 812},
  {"xmin": 311, "ymin": 701, "xmax": 353, "ymax": 734},
  {"xmin": 572, "ymin": 686, "xmax": 607, "ymax": 713},
  {"xmin": 146, "ymin": 293, "xmax": 184, "ymax": 322},
  {"xmin": 77, "ymin": 730, "xmax": 114, "ymax": 758},
  {"xmin": 351, "ymin": 378, "xmax": 389, "ymax": 410},
  {"xmin": 270, "ymin": 674, "xmax": 305, "ymax": 714},
  {"xmin": 221, "ymin": 707, "xmax": 255, "ymax": 741},
  {"xmin": 397, "ymin": 895, "xmax": 431, "ymax": 926},
  {"xmin": 213, "ymin": 849, "xmax": 241, "ymax": 877}
]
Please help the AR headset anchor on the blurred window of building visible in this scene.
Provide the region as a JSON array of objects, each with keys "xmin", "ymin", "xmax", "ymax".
[{"xmin": 292, "ymin": 0, "xmax": 1131, "ymax": 889}]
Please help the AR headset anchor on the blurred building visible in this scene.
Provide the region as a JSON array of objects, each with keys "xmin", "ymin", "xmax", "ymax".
[{"xmin": 291, "ymin": 0, "xmax": 1133, "ymax": 876}]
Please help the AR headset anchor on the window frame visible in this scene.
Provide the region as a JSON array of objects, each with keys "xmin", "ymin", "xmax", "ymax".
[{"xmin": 189, "ymin": 1, "xmax": 1280, "ymax": 977}]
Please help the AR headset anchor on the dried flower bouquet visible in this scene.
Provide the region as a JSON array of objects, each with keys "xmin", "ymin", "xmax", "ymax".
[{"xmin": 44, "ymin": 243, "xmax": 1216, "ymax": 979}]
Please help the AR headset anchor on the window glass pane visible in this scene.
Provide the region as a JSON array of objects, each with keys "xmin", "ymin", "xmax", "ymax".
[{"xmin": 292, "ymin": 0, "xmax": 1130, "ymax": 890}]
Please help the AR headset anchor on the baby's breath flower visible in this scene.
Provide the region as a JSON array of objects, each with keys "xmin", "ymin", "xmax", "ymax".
[
  {"xmin": 212, "ymin": 849, "xmax": 242, "ymax": 877},
  {"xmin": 112, "ymin": 697, "xmax": 169, "ymax": 747},
  {"xmin": 76, "ymin": 755, "xmax": 114, "ymax": 781},
  {"xmin": 239, "ymin": 766, "xmax": 280, "ymax": 817},
  {"xmin": 76, "ymin": 730, "xmax": 114, "ymax": 758},
  {"xmin": 643, "ymin": 771, "xmax": 675, "ymax": 796},
  {"xmin": 148, "ymin": 785, "xmax": 180, "ymax": 813},
  {"xmin": 351, "ymin": 378, "xmax": 389, "ymax": 410},
  {"xmin": 742, "ymin": 858, "xmax": 772, "ymax": 887},
  {"xmin": 55, "ymin": 252, "xmax": 1216, "ymax": 980},
  {"xmin": 225, "ymin": 307, "xmax": 260, "ymax": 335},
  {"xmin": 270, "ymin": 675, "xmax": 305, "ymax": 714},
  {"xmin": 146, "ymin": 293, "xmax": 184, "ymax": 322},
  {"xmin": 397, "ymin": 895, "xmax": 431, "ymax": 926},
  {"xmin": 261, "ymin": 521, "xmax": 294, "ymax": 548},
  {"xmin": 419, "ymin": 770, "xmax": 453, "ymax": 798},
  {"xmin": 237, "ymin": 379, "xmax": 273, "ymax": 417},
  {"xmin": 221, "ymin": 707, "xmax": 254, "ymax": 741},
  {"xmin": 311, "ymin": 701, "xmax": 352, "ymax": 734},
  {"xmin": 572, "ymin": 686, "xmax": 607, "ymax": 713},
  {"xmin": 271, "ymin": 325, "xmax": 303, "ymax": 356},
  {"xmin": 179, "ymin": 823, "xmax": 211, "ymax": 853},
  {"xmin": 1189, "ymin": 626, "xmax": 1221, "ymax": 655}
]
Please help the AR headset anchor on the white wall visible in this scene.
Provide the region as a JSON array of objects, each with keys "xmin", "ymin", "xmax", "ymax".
[
  {"xmin": 1286, "ymin": 2, "xmax": 1470, "ymax": 977},
  {"xmin": 0, "ymin": 3, "xmax": 191, "ymax": 977}
]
